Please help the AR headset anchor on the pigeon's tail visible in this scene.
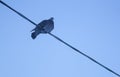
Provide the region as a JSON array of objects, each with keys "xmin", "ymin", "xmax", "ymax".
[
  {"xmin": 31, "ymin": 32, "xmax": 37, "ymax": 39},
  {"xmin": 31, "ymin": 28, "xmax": 35, "ymax": 32}
]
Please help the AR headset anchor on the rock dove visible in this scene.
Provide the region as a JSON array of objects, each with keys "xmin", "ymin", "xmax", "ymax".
[{"xmin": 31, "ymin": 17, "xmax": 54, "ymax": 39}]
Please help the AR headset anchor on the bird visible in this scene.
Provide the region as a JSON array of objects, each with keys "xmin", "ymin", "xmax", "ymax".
[{"xmin": 31, "ymin": 17, "xmax": 54, "ymax": 39}]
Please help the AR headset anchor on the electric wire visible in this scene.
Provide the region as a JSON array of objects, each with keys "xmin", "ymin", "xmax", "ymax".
[
  {"xmin": 0, "ymin": 0, "xmax": 120, "ymax": 77},
  {"xmin": 48, "ymin": 32, "xmax": 120, "ymax": 77},
  {"xmin": 0, "ymin": 0, "xmax": 37, "ymax": 26}
]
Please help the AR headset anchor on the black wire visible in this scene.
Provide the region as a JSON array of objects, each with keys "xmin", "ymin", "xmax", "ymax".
[
  {"xmin": 48, "ymin": 33, "xmax": 120, "ymax": 77},
  {"xmin": 0, "ymin": 0, "xmax": 120, "ymax": 77},
  {"xmin": 0, "ymin": 0, "xmax": 37, "ymax": 26}
]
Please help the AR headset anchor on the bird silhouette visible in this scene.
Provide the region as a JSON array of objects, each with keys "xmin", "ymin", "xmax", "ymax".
[{"xmin": 31, "ymin": 17, "xmax": 54, "ymax": 39}]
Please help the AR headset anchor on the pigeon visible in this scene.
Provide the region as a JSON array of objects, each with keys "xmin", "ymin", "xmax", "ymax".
[{"xmin": 31, "ymin": 17, "xmax": 54, "ymax": 39}]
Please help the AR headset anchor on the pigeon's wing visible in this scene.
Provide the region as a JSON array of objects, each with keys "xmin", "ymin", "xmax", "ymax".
[
  {"xmin": 41, "ymin": 20, "xmax": 54, "ymax": 33},
  {"xmin": 31, "ymin": 20, "xmax": 47, "ymax": 39},
  {"xmin": 31, "ymin": 26, "xmax": 42, "ymax": 39}
]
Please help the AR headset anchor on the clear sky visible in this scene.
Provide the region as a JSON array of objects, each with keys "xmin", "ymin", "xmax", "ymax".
[{"xmin": 0, "ymin": 0, "xmax": 120, "ymax": 77}]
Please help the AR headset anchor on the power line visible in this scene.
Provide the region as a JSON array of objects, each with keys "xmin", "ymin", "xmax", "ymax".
[
  {"xmin": 0, "ymin": 0, "xmax": 37, "ymax": 26},
  {"xmin": 0, "ymin": 1, "xmax": 120, "ymax": 77},
  {"xmin": 48, "ymin": 32, "xmax": 120, "ymax": 77}
]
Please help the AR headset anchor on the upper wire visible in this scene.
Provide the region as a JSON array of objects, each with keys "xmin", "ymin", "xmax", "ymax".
[{"xmin": 0, "ymin": 0, "xmax": 120, "ymax": 77}]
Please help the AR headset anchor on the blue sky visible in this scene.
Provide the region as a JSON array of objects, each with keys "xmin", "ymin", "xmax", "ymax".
[{"xmin": 0, "ymin": 0, "xmax": 120, "ymax": 77}]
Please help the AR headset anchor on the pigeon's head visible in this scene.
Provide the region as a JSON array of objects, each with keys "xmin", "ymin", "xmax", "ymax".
[{"xmin": 49, "ymin": 17, "xmax": 54, "ymax": 21}]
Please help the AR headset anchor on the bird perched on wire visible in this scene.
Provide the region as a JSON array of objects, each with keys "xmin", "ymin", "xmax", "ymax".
[{"xmin": 31, "ymin": 17, "xmax": 54, "ymax": 39}]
